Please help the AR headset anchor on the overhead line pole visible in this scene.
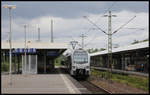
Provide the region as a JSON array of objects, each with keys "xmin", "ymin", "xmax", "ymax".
[
  {"xmin": 83, "ymin": 16, "xmax": 108, "ymax": 35},
  {"xmin": 51, "ymin": 19, "xmax": 53, "ymax": 43},
  {"xmin": 80, "ymin": 34, "xmax": 87, "ymax": 49},
  {"xmin": 70, "ymin": 41, "xmax": 78, "ymax": 50},
  {"xmin": 104, "ymin": 11, "xmax": 117, "ymax": 80},
  {"xmin": 24, "ymin": 25, "xmax": 27, "ymax": 74},
  {"xmin": 38, "ymin": 27, "xmax": 40, "ymax": 42},
  {"xmin": 83, "ymin": 11, "xmax": 136, "ymax": 83},
  {"xmin": 112, "ymin": 16, "xmax": 136, "ymax": 35}
]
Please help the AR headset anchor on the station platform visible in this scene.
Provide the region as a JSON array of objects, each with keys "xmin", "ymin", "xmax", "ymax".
[{"xmin": 1, "ymin": 67, "xmax": 89, "ymax": 94}]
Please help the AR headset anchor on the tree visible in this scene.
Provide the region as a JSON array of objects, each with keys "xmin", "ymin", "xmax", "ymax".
[
  {"xmin": 131, "ymin": 40, "xmax": 139, "ymax": 44},
  {"xmin": 131, "ymin": 38, "xmax": 148, "ymax": 45},
  {"xmin": 87, "ymin": 48, "xmax": 106, "ymax": 53},
  {"xmin": 99, "ymin": 48, "xmax": 106, "ymax": 51},
  {"xmin": 142, "ymin": 38, "xmax": 148, "ymax": 42}
]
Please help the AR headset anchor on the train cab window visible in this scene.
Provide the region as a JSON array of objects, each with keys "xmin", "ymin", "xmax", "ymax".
[{"xmin": 73, "ymin": 51, "xmax": 88, "ymax": 63}]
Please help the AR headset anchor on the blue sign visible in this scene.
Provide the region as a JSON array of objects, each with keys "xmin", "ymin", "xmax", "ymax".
[
  {"xmin": 33, "ymin": 48, "xmax": 36, "ymax": 53},
  {"xmin": 27, "ymin": 48, "xmax": 36, "ymax": 53},
  {"xmin": 5, "ymin": 52, "xmax": 15, "ymax": 56},
  {"xmin": 46, "ymin": 51, "xmax": 58, "ymax": 56},
  {"xmin": 12, "ymin": 48, "xmax": 36, "ymax": 54},
  {"xmin": 16, "ymin": 48, "xmax": 20, "ymax": 53},
  {"xmin": 12, "ymin": 50, "xmax": 16, "ymax": 53},
  {"xmin": 21, "ymin": 48, "xmax": 25, "ymax": 53}
]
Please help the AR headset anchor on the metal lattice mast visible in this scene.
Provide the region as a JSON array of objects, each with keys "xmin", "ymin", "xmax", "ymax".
[
  {"xmin": 38, "ymin": 27, "xmax": 40, "ymax": 42},
  {"xmin": 104, "ymin": 11, "xmax": 116, "ymax": 76},
  {"xmin": 108, "ymin": 11, "xmax": 112, "ymax": 73},
  {"xmin": 24, "ymin": 25, "xmax": 27, "ymax": 74},
  {"xmin": 83, "ymin": 10, "xmax": 136, "ymax": 81},
  {"xmin": 51, "ymin": 19, "xmax": 53, "ymax": 43},
  {"xmin": 70, "ymin": 41, "xmax": 78, "ymax": 50},
  {"xmin": 80, "ymin": 34, "xmax": 87, "ymax": 49}
]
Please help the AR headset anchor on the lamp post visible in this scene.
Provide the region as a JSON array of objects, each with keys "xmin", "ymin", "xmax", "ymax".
[
  {"xmin": 3, "ymin": 5, "xmax": 16, "ymax": 85},
  {"xmin": 24, "ymin": 25, "xmax": 27, "ymax": 74},
  {"xmin": 27, "ymin": 41, "xmax": 31, "ymax": 74}
]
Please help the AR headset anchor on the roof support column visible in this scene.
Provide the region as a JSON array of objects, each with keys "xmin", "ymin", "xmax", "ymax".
[
  {"xmin": 121, "ymin": 54, "xmax": 125, "ymax": 70},
  {"xmin": 44, "ymin": 53, "xmax": 46, "ymax": 74},
  {"xmin": 14, "ymin": 53, "xmax": 16, "ymax": 73},
  {"xmin": 36, "ymin": 55, "xmax": 37, "ymax": 74},
  {"xmin": 17, "ymin": 54, "xmax": 20, "ymax": 74},
  {"xmin": 29, "ymin": 55, "xmax": 31, "ymax": 74},
  {"xmin": 22, "ymin": 55, "xmax": 23, "ymax": 74}
]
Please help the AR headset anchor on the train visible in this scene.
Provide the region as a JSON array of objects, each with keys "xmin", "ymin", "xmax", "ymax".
[{"xmin": 62, "ymin": 48, "xmax": 90, "ymax": 78}]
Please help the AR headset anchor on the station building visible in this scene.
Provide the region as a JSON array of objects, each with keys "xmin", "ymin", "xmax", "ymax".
[
  {"xmin": 1, "ymin": 42, "xmax": 68, "ymax": 74},
  {"xmin": 90, "ymin": 41, "xmax": 149, "ymax": 73}
]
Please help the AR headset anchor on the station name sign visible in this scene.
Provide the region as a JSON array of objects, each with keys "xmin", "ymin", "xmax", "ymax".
[
  {"xmin": 46, "ymin": 51, "xmax": 58, "ymax": 56},
  {"xmin": 12, "ymin": 48, "xmax": 36, "ymax": 53}
]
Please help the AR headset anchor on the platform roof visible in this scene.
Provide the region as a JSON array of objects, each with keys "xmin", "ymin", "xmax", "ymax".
[
  {"xmin": 2, "ymin": 42, "xmax": 68, "ymax": 50},
  {"xmin": 90, "ymin": 41, "xmax": 149, "ymax": 57}
]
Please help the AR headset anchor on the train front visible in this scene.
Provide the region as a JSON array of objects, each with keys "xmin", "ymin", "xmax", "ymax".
[{"xmin": 71, "ymin": 49, "xmax": 90, "ymax": 77}]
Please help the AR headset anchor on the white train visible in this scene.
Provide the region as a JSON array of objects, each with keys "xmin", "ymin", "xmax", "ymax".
[{"xmin": 63, "ymin": 48, "xmax": 90, "ymax": 78}]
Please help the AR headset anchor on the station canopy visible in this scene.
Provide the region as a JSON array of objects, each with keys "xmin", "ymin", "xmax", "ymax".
[
  {"xmin": 2, "ymin": 42, "xmax": 68, "ymax": 56},
  {"xmin": 90, "ymin": 41, "xmax": 149, "ymax": 57}
]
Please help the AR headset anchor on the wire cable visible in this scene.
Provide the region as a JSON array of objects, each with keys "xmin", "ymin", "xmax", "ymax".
[{"xmin": 95, "ymin": 1, "xmax": 117, "ymax": 24}]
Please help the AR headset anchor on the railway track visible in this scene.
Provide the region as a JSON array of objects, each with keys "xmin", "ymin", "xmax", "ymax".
[
  {"xmin": 77, "ymin": 79, "xmax": 111, "ymax": 94},
  {"xmin": 59, "ymin": 67, "xmax": 111, "ymax": 94}
]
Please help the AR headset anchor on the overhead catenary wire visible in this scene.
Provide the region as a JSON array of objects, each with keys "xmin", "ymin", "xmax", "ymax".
[
  {"xmin": 95, "ymin": 1, "xmax": 117, "ymax": 24},
  {"xmin": 83, "ymin": 16, "xmax": 108, "ymax": 35},
  {"xmin": 84, "ymin": 29, "xmax": 101, "ymax": 47},
  {"xmin": 83, "ymin": 2, "xmax": 117, "ymax": 48},
  {"xmin": 87, "ymin": 2, "xmax": 117, "ymax": 32},
  {"xmin": 84, "ymin": 10, "xmax": 136, "ymax": 83},
  {"xmin": 112, "ymin": 16, "xmax": 136, "ymax": 35}
]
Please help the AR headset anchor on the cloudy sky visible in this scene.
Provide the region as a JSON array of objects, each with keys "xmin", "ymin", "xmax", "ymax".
[{"xmin": 1, "ymin": 1, "xmax": 149, "ymax": 50}]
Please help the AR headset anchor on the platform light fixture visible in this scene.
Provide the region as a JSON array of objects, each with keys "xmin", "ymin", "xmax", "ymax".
[{"xmin": 3, "ymin": 4, "xmax": 16, "ymax": 85}]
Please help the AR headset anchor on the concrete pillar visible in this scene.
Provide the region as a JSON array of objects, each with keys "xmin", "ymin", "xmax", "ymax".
[
  {"xmin": 4, "ymin": 52, "xmax": 6, "ymax": 62},
  {"xmin": 53, "ymin": 59, "xmax": 55, "ymax": 69},
  {"xmin": 17, "ymin": 55, "xmax": 20, "ymax": 73},
  {"xmin": 22, "ymin": 55, "xmax": 23, "ymax": 74},
  {"xmin": 14, "ymin": 54, "xmax": 16, "ymax": 73},
  {"xmin": 44, "ymin": 54, "xmax": 46, "ymax": 73},
  {"xmin": 28, "ymin": 55, "xmax": 31, "ymax": 74},
  {"xmin": 52, "ymin": 59, "xmax": 54, "ymax": 69},
  {"xmin": 36, "ymin": 55, "xmax": 37, "ymax": 74},
  {"xmin": 121, "ymin": 54, "xmax": 125, "ymax": 70}
]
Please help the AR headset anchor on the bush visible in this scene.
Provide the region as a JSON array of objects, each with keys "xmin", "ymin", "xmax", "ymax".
[
  {"xmin": 1, "ymin": 62, "xmax": 9, "ymax": 72},
  {"xmin": 91, "ymin": 69, "xmax": 149, "ymax": 92}
]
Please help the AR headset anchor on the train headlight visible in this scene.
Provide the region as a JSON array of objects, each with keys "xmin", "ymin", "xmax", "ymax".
[
  {"xmin": 86, "ymin": 66, "xmax": 89, "ymax": 69},
  {"xmin": 72, "ymin": 66, "xmax": 76, "ymax": 69}
]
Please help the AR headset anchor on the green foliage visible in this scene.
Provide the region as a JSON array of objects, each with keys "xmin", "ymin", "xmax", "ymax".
[
  {"xmin": 54, "ymin": 57, "xmax": 63, "ymax": 66},
  {"xmin": 88, "ymin": 48, "xmax": 106, "ymax": 53},
  {"xmin": 1, "ymin": 61, "xmax": 9, "ymax": 72},
  {"xmin": 91, "ymin": 69, "xmax": 149, "ymax": 91},
  {"xmin": 55, "ymin": 62, "xmax": 62, "ymax": 66},
  {"xmin": 131, "ymin": 39, "xmax": 149, "ymax": 45},
  {"xmin": 131, "ymin": 40, "xmax": 140, "ymax": 44},
  {"xmin": 142, "ymin": 38, "xmax": 148, "ymax": 42}
]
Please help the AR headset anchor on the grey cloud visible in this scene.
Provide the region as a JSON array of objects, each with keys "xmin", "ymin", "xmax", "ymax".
[{"xmin": 2, "ymin": 1, "xmax": 148, "ymax": 20}]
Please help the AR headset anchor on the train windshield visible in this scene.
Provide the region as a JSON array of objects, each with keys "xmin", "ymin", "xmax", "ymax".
[{"xmin": 73, "ymin": 50, "xmax": 88, "ymax": 63}]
